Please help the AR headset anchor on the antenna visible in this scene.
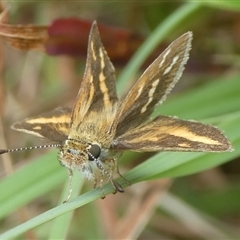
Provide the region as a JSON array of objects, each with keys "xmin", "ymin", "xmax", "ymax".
[{"xmin": 0, "ymin": 144, "xmax": 61, "ymax": 155}]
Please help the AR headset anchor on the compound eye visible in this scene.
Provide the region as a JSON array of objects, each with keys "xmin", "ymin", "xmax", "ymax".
[{"xmin": 88, "ymin": 144, "xmax": 101, "ymax": 161}]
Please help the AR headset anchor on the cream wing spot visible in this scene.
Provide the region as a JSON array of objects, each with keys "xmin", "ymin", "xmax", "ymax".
[
  {"xmin": 152, "ymin": 78, "xmax": 160, "ymax": 88},
  {"xmin": 99, "ymin": 48, "xmax": 111, "ymax": 108},
  {"xmin": 33, "ymin": 126, "xmax": 41, "ymax": 130},
  {"xmin": 135, "ymin": 84, "xmax": 144, "ymax": 100},
  {"xmin": 141, "ymin": 79, "xmax": 160, "ymax": 113},
  {"xmin": 12, "ymin": 128, "xmax": 43, "ymax": 138},
  {"xmin": 163, "ymin": 55, "xmax": 179, "ymax": 75},
  {"xmin": 170, "ymin": 128, "xmax": 222, "ymax": 145},
  {"xmin": 26, "ymin": 116, "xmax": 68, "ymax": 124},
  {"xmin": 159, "ymin": 48, "xmax": 171, "ymax": 68},
  {"xmin": 177, "ymin": 143, "xmax": 191, "ymax": 148}
]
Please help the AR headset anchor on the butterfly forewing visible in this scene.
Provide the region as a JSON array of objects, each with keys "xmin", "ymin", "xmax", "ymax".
[
  {"xmin": 112, "ymin": 32, "xmax": 192, "ymax": 136},
  {"xmin": 70, "ymin": 21, "xmax": 118, "ymax": 132},
  {"xmin": 113, "ymin": 115, "xmax": 233, "ymax": 152},
  {"xmin": 12, "ymin": 107, "xmax": 71, "ymax": 142}
]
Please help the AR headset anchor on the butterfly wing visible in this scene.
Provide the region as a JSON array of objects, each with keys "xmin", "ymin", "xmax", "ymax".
[
  {"xmin": 112, "ymin": 32, "xmax": 192, "ymax": 136},
  {"xmin": 70, "ymin": 21, "xmax": 118, "ymax": 132},
  {"xmin": 112, "ymin": 115, "xmax": 233, "ymax": 152},
  {"xmin": 12, "ymin": 107, "xmax": 71, "ymax": 143}
]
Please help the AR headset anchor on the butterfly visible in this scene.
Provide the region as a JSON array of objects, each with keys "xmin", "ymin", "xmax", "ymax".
[{"xmin": 0, "ymin": 21, "xmax": 233, "ymax": 201}]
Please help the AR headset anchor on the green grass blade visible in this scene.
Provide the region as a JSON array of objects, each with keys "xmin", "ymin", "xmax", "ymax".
[
  {"xmin": 0, "ymin": 183, "xmax": 115, "ymax": 239},
  {"xmin": 157, "ymin": 75, "xmax": 240, "ymax": 119},
  {"xmin": 48, "ymin": 174, "xmax": 84, "ymax": 239},
  {"xmin": 0, "ymin": 151, "xmax": 66, "ymax": 219}
]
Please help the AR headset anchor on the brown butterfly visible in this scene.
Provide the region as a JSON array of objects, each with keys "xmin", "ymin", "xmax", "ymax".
[{"xmin": 0, "ymin": 21, "xmax": 233, "ymax": 201}]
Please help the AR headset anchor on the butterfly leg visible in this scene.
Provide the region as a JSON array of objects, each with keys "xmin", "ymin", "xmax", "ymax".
[
  {"xmin": 99, "ymin": 171, "xmax": 123, "ymax": 197},
  {"xmin": 109, "ymin": 158, "xmax": 131, "ymax": 187},
  {"xmin": 99, "ymin": 171, "xmax": 106, "ymax": 199},
  {"xmin": 93, "ymin": 174, "xmax": 98, "ymax": 189},
  {"xmin": 116, "ymin": 162, "xmax": 131, "ymax": 187},
  {"xmin": 63, "ymin": 168, "xmax": 73, "ymax": 203},
  {"xmin": 91, "ymin": 172, "xmax": 105, "ymax": 199},
  {"xmin": 111, "ymin": 179, "xmax": 124, "ymax": 193},
  {"xmin": 95, "ymin": 157, "xmax": 124, "ymax": 196},
  {"xmin": 107, "ymin": 161, "xmax": 124, "ymax": 193}
]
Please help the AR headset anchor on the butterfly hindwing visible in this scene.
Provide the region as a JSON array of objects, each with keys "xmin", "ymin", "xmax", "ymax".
[
  {"xmin": 113, "ymin": 115, "xmax": 233, "ymax": 152},
  {"xmin": 12, "ymin": 107, "xmax": 71, "ymax": 142}
]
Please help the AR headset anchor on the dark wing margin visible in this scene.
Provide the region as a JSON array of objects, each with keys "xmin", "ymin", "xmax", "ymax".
[
  {"xmin": 112, "ymin": 115, "xmax": 233, "ymax": 152},
  {"xmin": 12, "ymin": 107, "xmax": 71, "ymax": 143},
  {"xmin": 112, "ymin": 32, "xmax": 192, "ymax": 137}
]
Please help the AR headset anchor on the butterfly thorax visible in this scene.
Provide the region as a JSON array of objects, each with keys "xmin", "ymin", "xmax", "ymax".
[
  {"xmin": 59, "ymin": 105, "xmax": 120, "ymax": 182},
  {"xmin": 70, "ymin": 106, "xmax": 117, "ymax": 144}
]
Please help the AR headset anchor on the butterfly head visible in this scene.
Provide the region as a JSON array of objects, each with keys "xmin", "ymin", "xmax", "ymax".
[
  {"xmin": 59, "ymin": 139, "xmax": 102, "ymax": 179},
  {"xmin": 59, "ymin": 137, "xmax": 124, "ymax": 194}
]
